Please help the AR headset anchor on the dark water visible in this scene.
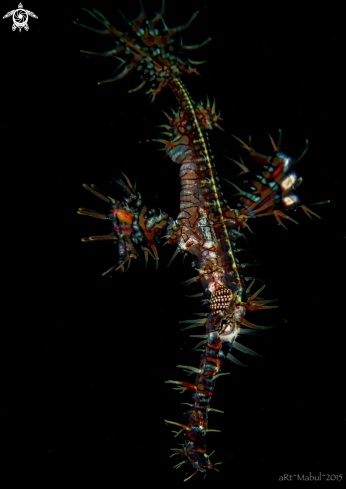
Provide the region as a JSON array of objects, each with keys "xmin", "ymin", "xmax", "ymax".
[{"xmin": 1, "ymin": 0, "xmax": 343, "ymax": 485}]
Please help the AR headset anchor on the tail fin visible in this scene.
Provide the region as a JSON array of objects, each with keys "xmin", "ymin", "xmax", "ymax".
[{"xmin": 74, "ymin": 0, "xmax": 210, "ymax": 101}]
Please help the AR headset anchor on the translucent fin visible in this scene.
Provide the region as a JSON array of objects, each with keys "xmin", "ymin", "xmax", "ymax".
[
  {"xmin": 247, "ymin": 284, "xmax": 266, "ymax": 303},
  {"xmin": 82, "ymin": 184, "xmax": 110, "ymax": 203},
  {"xmin": 181, "ymin": 276, "xmax": 199, "ymax": 288},
  {"xmin": 81, "ymin": 234, "xmax": 117, "ymax": 242},
  {"xmin": 77, "ymin": 208, "xmax": 109, "ymax": 220},
  {"xmin": 232, "ymin": 341, "xmax": 264, "ymax": 357},
  {"xmin": 191, "ymin": 340, "xmax": 206, "ymax": 351},
  {"xmin": 273, "ymin": 210, "xmax": 299, "ymax": 230},
  {"xmin": 167, "ymin": 247, "xmax": 180, "ymax": 267},
  {"xmin": 237, "ymin": 328, "xmax": 260, "ymax": 335},
  {"xmin": 300, "ymin": 205, "xmax": 322, "ymax": 219},
  {"xmin": 241, "ymin": 318, "xmax": 272, "ymax": 329},
  {"xmin": 246, "ymin": 279, "xmax": 255, "ymax": 294},
  {"xmin": 224, "ymin": 153, "xmax": 249, "ymax": 174},
  {"xmin": 213, "ymin": 372, "xmax": 230, "ymax": 380},
  {"xmin": 208, "ymin": 407, "xmax": 224, "ymax": 413},
  {"xmin": 180, "ymin": 324, "xmax": 205, "ymax": 331},
  {"xmin": 176, "ymin": 365, "xmax": 200, "ymax": 374},
  {"xmin": 101, "ymin": 263, "xmax": 118, "ymax": 276},
  {"xmin": 179, "ymin": 318, "xmax": 206, "ymax": 324},
  {"xmin": 184, "ymin": 470, "xmax": 198, "ymax": 482},
  {"xmin": 227, "ymin": 353, "xmax": 248, "ymax": 367}
]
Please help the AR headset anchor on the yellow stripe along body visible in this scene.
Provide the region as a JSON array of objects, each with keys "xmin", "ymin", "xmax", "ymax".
[{"xmin": 164, "ymin": 77, "xmax": 246, "ymax": 304}]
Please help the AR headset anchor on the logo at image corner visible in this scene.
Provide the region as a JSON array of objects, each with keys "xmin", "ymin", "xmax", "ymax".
[{"xmin": 3, "ymin": 3, "xmax": 38, "ymax": 32}]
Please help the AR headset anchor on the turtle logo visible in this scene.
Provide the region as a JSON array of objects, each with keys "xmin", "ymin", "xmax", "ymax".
[{"xmin": 3, "ymin": 2, "xmax": 38, "ymax": 32}]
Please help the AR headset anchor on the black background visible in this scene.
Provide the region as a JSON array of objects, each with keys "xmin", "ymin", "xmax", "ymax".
[{"xmin": 1, "ymin": 0, "xmax": 344, "ymax": 486}]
